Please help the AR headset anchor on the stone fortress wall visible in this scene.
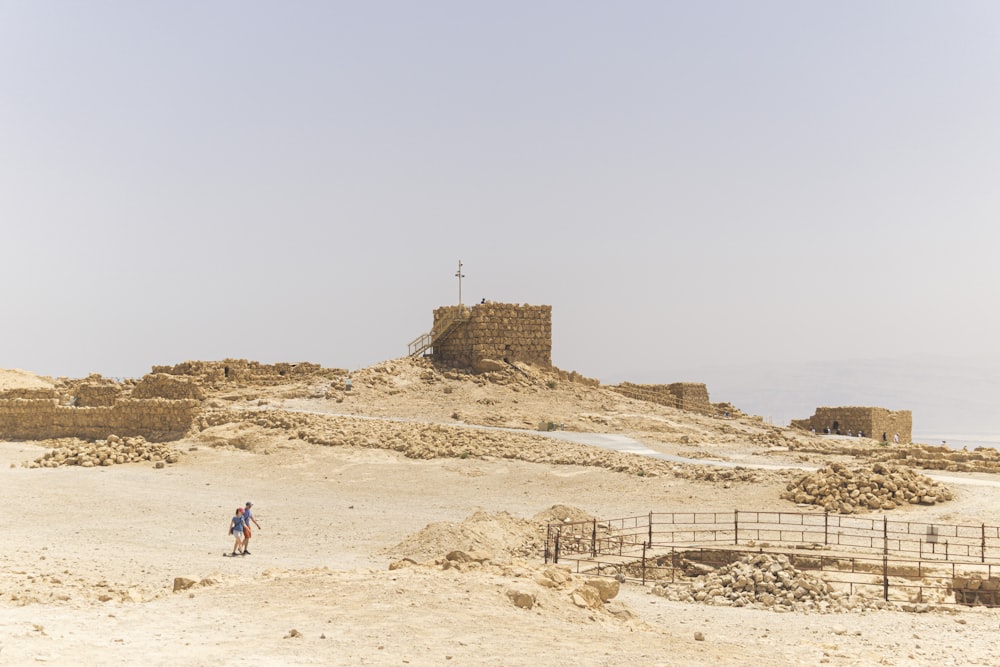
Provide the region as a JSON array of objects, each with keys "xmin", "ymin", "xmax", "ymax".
[
  {"xmin": 0, "ymin": 359, "xmax": 341, "ymax": 443},
  {"xmin": 431, "ymin": 303, "xmax": 552, "ymax": 371},
  {"xmin": 791, "ymin": 406, "xmax": 913, "ymax": 443},
  {"xmin": 0, "ymin": 395, "xmax": 200, "ymax": 442},
  {"xmin": 609, "ymin": 382, "xmax": 714, "ymax": 415},
  {"xmin": 151, "ymin": 359, "xmax": 345, "ymax": 387}
]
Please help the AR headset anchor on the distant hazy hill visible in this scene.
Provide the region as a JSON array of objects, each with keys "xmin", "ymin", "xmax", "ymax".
[{"xmin": 611, "ymin": 356, "xmax": 1000, "ymax": 441}]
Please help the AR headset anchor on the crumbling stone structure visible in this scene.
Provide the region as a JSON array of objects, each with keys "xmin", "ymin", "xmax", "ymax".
[
  {"xmin": 151, "ymin": 359, "xmax": 343, "ymax": 386},
  {"xmin": 791, "ymin": 406, "xmax": 912, "ymax": 443},
  {"xmin": 430, "ymin": 303, "xmax": 552, "ymax": 371},
  {"xmin": 132, "ymin": 373, "xmax": 205, "ymax": 400},
  {"xmin": 0, "ymin": 397, "xmax": 199, "ymax": 442},
  {"xmin": 609, "ymin": 382, "xmax": 713, "ymax": 415},
  {"xmin": 75, "ymin": 383, "xmax": 123, "ymax": 407},
  {"xmin": 0, "ymin": 374, "xmax": 203, "ymax": 443}
]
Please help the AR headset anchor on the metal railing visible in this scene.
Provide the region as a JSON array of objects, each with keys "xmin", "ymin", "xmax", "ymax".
[
  {"xmin": 545, "ymin": 509, "xmax": 1000, "ymax": 607},
  {"xmin": 407, "ymin": 310, "xmax": 470, "ymax": 357}
]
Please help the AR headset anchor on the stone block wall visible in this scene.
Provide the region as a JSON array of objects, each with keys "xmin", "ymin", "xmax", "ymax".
[
  {"xmin": 151, "ymin": 359, "xmax": 344, "ymax": 386},
  {"xmin": 791, "ymin": 407, "xmax": 912, "ymax": 443},
  {"xmin": 610, "ymin": 382, "xmax": 713, "ymax": 414},
  {"xmin": 75, "ymin": 383, "xmax": 123, "ymax": 407},
  {"xmin": 132, "ymin": 373, "xmax": 205, "ymax": 400},
  {"xmin": 0, "ymin": 388, "xmax": 60, "ymax": 401},
  {"xmin": 0, "ymin": 398, "xmax": 200, "ymax": 442},
  {"xmin": 431, "ymin": 303, "xmax": 552, "ymax": 370}
]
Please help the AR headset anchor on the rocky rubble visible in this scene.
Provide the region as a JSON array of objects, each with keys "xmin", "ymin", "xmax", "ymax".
[
  {"xmin": 22, "ymin": 435, "xmax": 181, "ymax": 468},
  {"xmin": 389, "ymin": 552, "xmax": 629, "ymax": 616},
  {"xmin": 197, "ymin": 407, "xmax": 768, "ymax": 485},
  {"xmin": 781, "ymin": 463, "xmax": 953, "ymax": 513},
  {"xmin": 652, "ymin": 553, "xmax": 891, "ymax": 612}
]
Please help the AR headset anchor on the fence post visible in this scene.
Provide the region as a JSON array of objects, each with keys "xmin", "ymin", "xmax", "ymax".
[
  {"xmin": 882, "ymin": 555, "xmax": 889, "ymax": 601},
  {"xmin": 824, "ymin": 511, "xmax": 829, "ymax": 546},
  {"xmin": 642, "ymin": 542, "xmax": 647, "ymax": 585},
  {"xmin": 591, "ymin": 519, "xmax": 597, "ymax": 557},
  {"xmin": 648, "ymin": 511, "xmax": 653, "ymax": 547},
  {"xmin": 734, "ymin": 509, "xmax": 739, "ymax": 546},
  {"xmin": 883, "ymin": 516, "xmax": 888, "ymax": 555},
  {"xmin": 983, "ymin": 523, "xmax": 987, "ymax": 564},
  {"xmin": 554, "ymin": 531, "xmax": 560, "ymax": 564},
  {"xmin": 545, "ymin": 525, "xmax": 551, "ymax": 564}
]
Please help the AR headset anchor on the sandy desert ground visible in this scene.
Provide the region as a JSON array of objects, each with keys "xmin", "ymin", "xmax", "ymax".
[{"xmin": 2, "ymin": 359, "xmax": 1000, "ymax": 666}]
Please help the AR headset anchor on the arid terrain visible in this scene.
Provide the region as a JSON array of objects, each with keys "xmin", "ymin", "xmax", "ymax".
[{"xmin": 2, "ymin": 358, "xmax": 1000, "ymax": 666}]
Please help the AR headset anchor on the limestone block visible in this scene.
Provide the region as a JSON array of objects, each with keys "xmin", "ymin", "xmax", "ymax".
[
  {"xmin": 506, "ymin": 587, "xmax": 536, "ymax": 609},
  {"xmin": 587, "ymin": 577, "xmax": 620, "ymax": 601},
  {"xmin": 571, "ymin": 584, "xmax": 604, "ymax": 609}
]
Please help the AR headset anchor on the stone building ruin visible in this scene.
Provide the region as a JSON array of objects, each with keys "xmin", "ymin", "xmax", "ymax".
[
  {"xmin": 151, "ymin": 359, "xmax": 344, "ymax": 387},
  {"xmin": 0, "ymin": 380, "xmax": 199, "ymax": 442},
  {"xmin": 791, "ymin": 406, "xmax": 912, "ymax": 443},
  {"xmin": 408, "ymin": 302, "xmax": 552, "ymax": 372},
  {"xmin": 0, "ymin": 359, "xmax": 345, "ymax": 444},
  {"xmin": 609, "ymin": 382, "xmax": 715, "ymax": 415}
]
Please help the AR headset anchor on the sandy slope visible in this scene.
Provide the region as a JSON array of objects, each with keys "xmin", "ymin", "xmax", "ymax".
[{"xmin": 2, "ymin": 359, "xmax": 1000, "ymax": 666}]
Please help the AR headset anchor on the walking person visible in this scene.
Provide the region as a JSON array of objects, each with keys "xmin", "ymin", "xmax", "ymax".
[
  {"xmin": 229, "ymin": 507, "xmax": 246, "ymax": 556},
  {"xmin": 241, "ymin": 501, "xmax": 261, "ymax": 555}
]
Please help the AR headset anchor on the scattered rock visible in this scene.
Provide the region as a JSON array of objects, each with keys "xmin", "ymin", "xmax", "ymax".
[
  {"xmin": 781, "ymin": 463, "xmax": 952, "ymax": 513},
  {"xmin": 24, "ymin": 436, "xmax": 181, "ymax": 469},
  {"xmin": 653, "ymin": 553, "xmax": 891, "ymax": 613},
  {"xmin": 506, "ymin": 587, "xmax": 536, "ymax": 609},
  {"xmin": 172, "ymin": 577, "xmax": 197, "ymax": 592}
]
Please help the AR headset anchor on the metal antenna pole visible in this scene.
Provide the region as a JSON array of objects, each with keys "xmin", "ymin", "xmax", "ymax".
[{"xmin": 455, "ymin": 260, "xmax": 465, "ymax": 305}]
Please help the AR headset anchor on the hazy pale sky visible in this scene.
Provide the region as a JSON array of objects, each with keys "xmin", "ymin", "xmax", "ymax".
[{"xmin": 3, "ymin": 2, "xmax": 1000, "ymax": 392}]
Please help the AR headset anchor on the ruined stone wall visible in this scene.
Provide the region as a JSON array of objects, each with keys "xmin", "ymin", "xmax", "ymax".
[
  {"xmin": 791, "ymin": 407, "xmax": 913, "ymax": 443},
  {"xmin": 132, "ymin": 374, "xmax": 205, "ymax": 400},
  {"xmin": 0, "ymin": 398, "xmax": 200, "ymax": 442},
  {"xmin": 431, "ymin": 303, "xmax": 552, "ymax": 371},
  {"xmin": 151, "ymin": 359, "xmax": 344, "ymax": 386},
  {"xmin": 75, "ymin": 384, "xmax": 123, "ymax": 407},
  {"xmin": 0, "ymin": 388, "xmax": 60, "ymax": 401},
  {"xmin": 609, "ymin": 382, "xmax": 713, "ymax": 414},
  {"xmin": 667, "ymin": 383, "xmax": 711, "ymax": 413}
]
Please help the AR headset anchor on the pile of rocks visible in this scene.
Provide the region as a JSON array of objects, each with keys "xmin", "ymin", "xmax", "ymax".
[
  {"xmin": 781, "ymin": 462, "xmax": 953, "ymax": 513},
  {"xmin": 390, "ymin": 553, "xmax": 627, "ymax": 615},
  {"xmin": 652, "ymin": 553, "xmax": 889, "ymax": 612},
  {"xmin": 24, "ymin": 435, "xmax": 181, "ymax": 468}
]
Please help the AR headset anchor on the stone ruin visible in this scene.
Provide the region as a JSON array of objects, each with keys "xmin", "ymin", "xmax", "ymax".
[
  {"xmin": 791, "ymin": 406, "xmax": 912, "ymax": 444},
  {"xmin": 0, "ymin": 359, "xmax": 350, "ymax": 444},
  {"xmin": 414, "ymin": 302, "xmax": 552, "ymax": 372},
  {"xmin": 608, "ymin": 381, "xmax": 714, "ymax": 415},
  {"xmin": 0, "ymin": 379, "xmax": 199, "ymax": 442},
  {"xmin": 652, "ymin": 552, "xmax": 890, "ymax": 612},
  {"xmin": 781, "ymin": 462, "xmax": 953, "ymax": 513},
  {"xmin": 952, "ymin": 576, "xmax": 1000, "ymax": 606},
  {"xmin": 151, "ymin": 359, "xmax": 345, "ymax": 388}
]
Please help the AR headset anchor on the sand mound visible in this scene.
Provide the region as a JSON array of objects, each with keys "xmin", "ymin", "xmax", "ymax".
[
  {"xmin": 388, "ymin": 510, "xmax": 547, "ymax": 562},
  {"xmin": 191, "ymin": 422, "xmax": 277, "ymax": 452},
  {"xmin": 531, "ymin": 504, "xmax": 597, "ymax": 525},
  {"xmin": 0, "ymin": 369, "xmax": 54, "ymax": 391}
]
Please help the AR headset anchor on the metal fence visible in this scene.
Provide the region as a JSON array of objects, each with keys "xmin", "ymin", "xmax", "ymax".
[{"xmin": 544, "ymin": 510, "xmax": 1000, "ymax": 607}]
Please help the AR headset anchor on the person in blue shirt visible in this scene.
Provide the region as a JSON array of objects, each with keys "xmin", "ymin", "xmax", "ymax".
[{"xmin": 229, "ymin": 507, "xmax": 246, "ymax": 556}]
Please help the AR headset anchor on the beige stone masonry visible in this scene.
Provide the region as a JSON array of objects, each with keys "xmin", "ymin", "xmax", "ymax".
[{"xmin": 431, "ymin": 303, "xmax": 552, "ymax": 370}]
